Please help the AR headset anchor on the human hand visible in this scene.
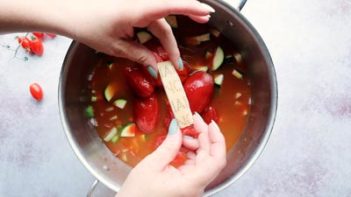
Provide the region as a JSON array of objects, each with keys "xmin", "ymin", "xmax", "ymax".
[
  {"xmin": 61, "ymin": 0, "xmax": 214, "ymax": 75},
  {"xmin": 116, "ymin": 113, "xmax": 226, "ymax": 197}
]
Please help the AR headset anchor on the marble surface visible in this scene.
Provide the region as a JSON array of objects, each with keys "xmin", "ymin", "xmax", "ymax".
[{"xmin": 1, "ymin": 0, "xmax": 351, "ymax": 196}]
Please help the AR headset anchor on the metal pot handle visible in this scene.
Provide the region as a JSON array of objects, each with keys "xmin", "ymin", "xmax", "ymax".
[
  {"xmin": 230, "ymin": 0, "xmax": 247, "ymax": 10},
  {"xmin": 87, "ymin": 179, "xmax": 117, "ymax": 197}
]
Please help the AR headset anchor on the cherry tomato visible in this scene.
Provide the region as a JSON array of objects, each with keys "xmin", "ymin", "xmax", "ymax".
[
  {"xmin": 46, "ymin": 33, "xmax": 56, "ymax": 38},
  {"xmin": 201, "ymin": 106, "xmax": 219, "ymax": 124},
  {"xmin": 29, "ymin": 83, "xmax": 43, "ymax": 101},
  {"xmin": 184, "ymin": 71, "xmax": 214, "ymax": 113},
  {"xmin": 29, "ymin": 36, "xmax": 44, "ymax": 56},
  {"xmin": 33, "ymin": 32, "xmax": 45, "ymax": 40},
  {"xmin": 17, "ymin": 37, "xmax": 31, "ymax": 50},
  {"xmin": 133, "ymin": 94, "xmax": 159, "ymax": 133},
  {"xmin": 124, "ymin": 66, "xmax": 155, "ymax": 98}
]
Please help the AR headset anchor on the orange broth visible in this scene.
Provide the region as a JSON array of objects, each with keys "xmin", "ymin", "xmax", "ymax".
[{"xmin": 86, "ymin": 16, "xmax": 251, "ymax": 167}]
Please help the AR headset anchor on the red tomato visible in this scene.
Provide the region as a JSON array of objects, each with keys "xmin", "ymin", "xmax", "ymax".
[
  {"xmin": 33, "ymin": 32, "xmax": 44, "ymax": 40},
  {"xmin": 46, "ymin": 33, "xmax": 56, "ymax": 38},
  {"xmin": 29, "ymin": 83, "xmax": 43, "ymax": 101},
  {"xmin": 17, "ymin": 37, "xmax": 30, "ymax": 50},
  {"xmin": 184, "ymin": 71, "xmax": 214, "ymax": 113},
  {"xmin": 124, "ymin": 66, "xmax": 155, "ymax": 98},
  {"xmin": 181, "ymin": 125, "xmax": 199, "ymax": 138},
  {"xmin": 133, "ymin": 94, "xmax": 159, "ymax": 133},
  {"xmin": 29, "ymin": 36, "xmax": 44, "ymax": 56},
  {"xmin": 201, "ymin": 106, "xmax": 219, "ymax": 124}
]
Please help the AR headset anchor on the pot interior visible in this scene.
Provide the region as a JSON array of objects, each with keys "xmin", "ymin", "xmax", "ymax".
[{"xmin": 59, "ymin": 0, "xmax": 277, "ymax": 195}]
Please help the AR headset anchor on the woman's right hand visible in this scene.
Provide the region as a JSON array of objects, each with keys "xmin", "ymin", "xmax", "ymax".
[{"xmin": 117, "ymin": 113, "xmax": 227, "ymax": 197}]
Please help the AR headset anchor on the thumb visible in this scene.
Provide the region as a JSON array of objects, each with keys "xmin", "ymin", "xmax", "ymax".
[
  {"xmin": 147, "ymin": 119, "xmax": 182, "ymax": 169},
  {"xmin": 111, "ymin": 39, "xmax": 158, "ymax": 74}
]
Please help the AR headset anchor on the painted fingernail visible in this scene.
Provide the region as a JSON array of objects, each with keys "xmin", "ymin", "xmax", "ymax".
[
  {"xmin": 168, "ymin": 119, "xmax": 179, "ymax": 135},
  {"xmin": 177, "ymin": 57, "xmax": 184, "ymax": 70},
  {"xmin": 201, "ymin": 3, "xmax": 215, "ymax": 13},
  {"xmin": 147, "ymin": 66, "xmax": 157, "ymax": 79}
]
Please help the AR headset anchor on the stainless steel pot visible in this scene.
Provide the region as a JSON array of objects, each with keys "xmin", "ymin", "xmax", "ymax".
[{"xmin": 59, "ymin": 0, "xmax": 277, "ymax": 195}]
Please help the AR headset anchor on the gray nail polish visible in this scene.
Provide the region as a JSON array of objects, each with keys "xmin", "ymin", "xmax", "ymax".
[
  {"xmin": 177, "ymin": 57, "xmax": 184, "ymax": 70},
  {"xmin": 147, "ymin": 66, "xmax": 157, "ymax": 79},
  {"xmin": 168, "ymin": 119, "xmax": 179, "ymax": 135}
]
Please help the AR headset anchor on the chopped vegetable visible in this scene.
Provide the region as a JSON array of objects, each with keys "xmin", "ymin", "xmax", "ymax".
[
  {"xmin": 234, "ymin": 53, "xmax": 243, "ymax": 63},
  {"xmin": 85, "ymin": 105, "xmax": 94, "ymax": 118},
  {"xmin": 105, "ymin": 107, "xmax": 114, "ymax": 112},
  {"xmin": 211, "ymin": 46, "xmax": 224, "ymax": 71},
  {"xmin": 121, "ymin": 123, "xmax": 136, "ymax": 137},
  {"xmin": 235, "ymin": 92, "xmax": 242, "ymax": 99},
  {"xmin": 185, "ymin": 33, "xmax": 210, "ymax": 46},
  {"xmin": 91, "ymin": 96, "xmax": 97, "ymax": 102},
  {"xmin": 137, "ymin": 31, "xmax": 152, "ymax": 44},
  {"xmin": 104, "ymin": 83, "xmax": 116, "ymax": 102},
  {"xmin": 111, "ymin": 135, "xmax": 120, "ymax": 143},
  {"xmin": 104, "ymin": 127, "xmax": 118, "ymax": 142},
  {"xmin": 113, "ymin": 99, "xmax": 127, "ymax": 109},
  {"xmin": 210, "ymin": 28, "xmax": 221, "ymax": 37},
  {"xmin": 108, "ymin": 63, "xmax": 114, "ymax": 70},
  {"xmin": 232, "ymin": 69, "xmax": 243, "ymax": 79},
  {"xmin": 193, "ymin": 66, "xmax": 208, "ymax": 72},
  {"xmin": 109, "ymin": 115, "xmax": 118, "ymax": 121},
  {"xmin": 243, "ymin": 110, "xmax": 248, "ymax": 116},
  {"xmin": 165, "ymin": 15, "xmax": 178, "ymax": 28},
  {"xmin": 214, "ymin": 74, "xmax": 224, "ymax": 86}
]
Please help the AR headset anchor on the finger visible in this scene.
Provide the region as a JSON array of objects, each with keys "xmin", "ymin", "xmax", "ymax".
[
  {"xmin": 148, "ymin": 19, "xmax": 180, "ymax": 70},
  {"xmin": 111, "ymin": 39, "xmax": 158, "ymax": 74},
  {"xmin": 208, "ymin": 121, "xmax": 226, "ymax": 160},
  {"xmin": 146, "ymin": 119, "xmax": 182, "ymax": 169},
  {"xmin": 134, "ymin": 0, "xmax": 215, "ymax": 26},
  {"xmin": 193, "ymin": 113, "xmax": 210, "ymax": 153},
  {"xmin": 189, "ymin": 14, "xmax": 211, "ymax": 24},
  {"xmin": 183, "ymin": 135, "xmax": 199, "ymax": 150}
]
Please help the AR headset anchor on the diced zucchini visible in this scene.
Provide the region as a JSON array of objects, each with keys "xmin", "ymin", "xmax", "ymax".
[
  {"xmin": 137, "ymin": 31, "xmax": 152, "ymax": 44},
  {"xmin": 210, "ymin": 28, "xmax": 221, "ymax": 37},
  {"xmin": 113, "ymin": 99, "xmax": 127, "ymax": 109},
  {"xmin": 109, "ymin": 115, "xmax": 118, "ymax": 121},
  {"xmin": 234, "ymin": 53, "xmax": 243, "ymax": 63},
  {"xmin": 85, "ymin": 105, "xmax": 94, "ymax": 118},
  {"xmin": 91, "ymin": 96, "xmax": 97, "ymax": 102},
  {"xmin": 165, "ymin": 15, "xmax": 178, "ymax": 28},
  {"xmin": 104, "ymin": 83, "xmax": 115, "ymax": 102},
  {"xmin": 214, "ymin": 74, "xmax": 224, "ymax": 86},
  {"xmin": 232, "ymin": 69, "xmax": 243, "ymax": 79},
  {"xmin": 211, "ymin": 46, "xmax": 224, "ymax": 71},
  {"xmin": 193, "ymin": 66, "xmax": 208, "ymax": 72},
  {"xmin": 104, "ymin": 127, "xmax": 118, "ymax": 142},
  {"xmin": 185, "ymin": 33, "xmax": 210, "ymax": 46},
  {"xmin": 235, "ymin": 92, "xmax": 242, "ymax": 99},
  {"xmin": 120, "ymin": 123, "xmax": 136, "ymax": 137},
  {"xmin": 111, "ymin": 135, "xmax": 120, "ymax": 143},
  {"xmin": 108, "ymin": 63, "xmax": 114, "ymax": 70}
]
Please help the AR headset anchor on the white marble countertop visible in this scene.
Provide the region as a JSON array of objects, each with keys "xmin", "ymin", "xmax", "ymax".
[{"xmin": 1, "ymin": 0, "xmax": 351, "ymax": 196}]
